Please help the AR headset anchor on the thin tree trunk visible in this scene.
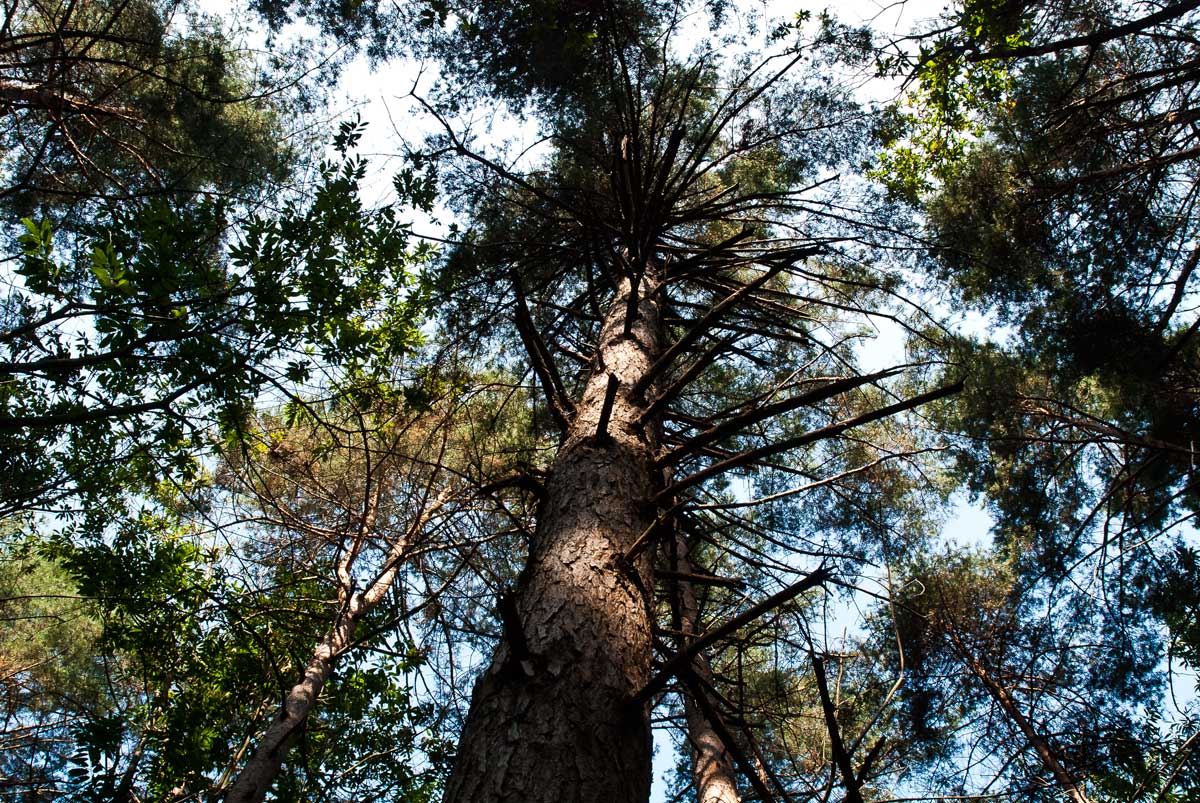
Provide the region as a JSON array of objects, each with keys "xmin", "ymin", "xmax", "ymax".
[
  {"xmin": 224, "ymin": 604, "xmax": 359, "ymax": 803},
  {"xmin": 949, "ymin": 632, "xmax": 1091, "ymax": 803},
  {"xmin": 225, "ymin": 492, "xmax": 445, "ymax": 803},
  {"xmin": 676, "ymin": 537, "xmax": 740, "ymax": 803},
  {"xmin": 443, "ymin": 272, "xmax": 663, "ymax": 803}
]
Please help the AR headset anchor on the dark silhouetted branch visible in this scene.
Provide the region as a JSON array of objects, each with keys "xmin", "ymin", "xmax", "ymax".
[
  {"xmin": 635, "ymin": 565, "xmax": 832, "ymax": 704},
  {"xmin": 813, "ymin": 653, "xmax": 865, "ymax": 803},
  {"xmin": 511, "ymin": 272, "xmax": 575, "ymax": 433},
  {"xmin": 656, "ymin": 569, "xmax": 744, "ymax": 589},
  {"xmin": 667, "ymin": 381, "xmax": 963, "ymax": 495},
  {"xmin": 596, "ymin": 374, "xmax": 619, "ymax": 442},
  {"xmin": 658, "ymin": 367, "xmax": 904, "ymax": 466},
  {"xmin": 636, "ymin": 259, "xmax": 802, "ymax": 396}
]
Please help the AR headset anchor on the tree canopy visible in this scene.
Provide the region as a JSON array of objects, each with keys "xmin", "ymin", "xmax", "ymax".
[{"xmin": 1, "ymin": 2, "xmax": 1197, "ymax": 803}]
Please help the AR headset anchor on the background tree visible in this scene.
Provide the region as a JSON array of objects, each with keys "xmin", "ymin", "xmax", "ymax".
[
  {"xmin": 0, "ymin": 478, "xmax": 441, "ymax": 802},
  {"xmin": 877, "ymin": 0, "xmax": 1200, "ymax": 537},
  {"xmin": 0, "ymin": 0, "xmax": 300, "ymax": 225},
  {"xmin": 215, "ymin": 376, "xmax": 494, "ymax": 803},
  {"xmin": 0, "ymin": 534, "xmax": 104, "ymax": 799},
  {"xmin": 1, "ymin": 361, "xmax": 499, "ymax": 801},
  {"xmin": 1, "ymin": 120, "xmax": 433, "ymax": 522},
  {"xmin": 866, "ymin": 0, "xmax": 1200, "ymax": 797},
  {"xmin": 0, "ymin": 2, "xmax": 445, "ymax": 800},
  {"xmin": 3, "ymin": 1, "xmax": 1195, "ymax": 801}
]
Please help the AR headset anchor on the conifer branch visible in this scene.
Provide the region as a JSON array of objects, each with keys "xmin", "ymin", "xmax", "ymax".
[
  {"xmin": 510, "ymin": 273, "xmax": 575, "ymax": 434},
  {"xmin": 634, "ymin": 565, "xmax": 832, "ymax": 704},
  {"xmin": 958, "ymin": 0, "xmax": 1200, "ymax": 63},
  {"xmin": 595, "ymin": 374, "xmax": 619, "ymax": 442},
  {"xmin": 635, "ymin": 261, "xmax": 793, "ymax": 396},
  {"xmin": 813, "ymin": 653, "xmax": 866, "ymax": 803},
  {"xmin": 667, "ymin": 381, "xmax": 963, "ymax": 495},
  {"xmin": 655, "ymin": 569, "xmax": 744, "ymax": 589},
  {"xmin": 661, "ymin": 228, "xmax": 757, "ymax": 281},
  {"xmin": 658, "ymin": 367, "xmax": 905, "ymax": 466},
  {"xmin": 637, "ymin": 333, "xmax": 743, "ymax": 423}
]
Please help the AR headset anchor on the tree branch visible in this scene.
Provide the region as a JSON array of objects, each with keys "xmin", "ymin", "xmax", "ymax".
[
  {"xmin": 959, "ymin": 0, "xmax": 1200, "ymax": 63},
  {"xmin": 812, "ymin": 653, "xmax": 865, "ymax": 803},
  {"xmin": 634, "ymin": 565, "xmax": 832, "ymax": 704},
  {"xmin": 658, "ymin": 367, "xmax": 904, "ymax": 467},
  {"xmin": 635, "ymin": 259, "xmax": 803, "ymax": 396},
  {"xmin": 667, "ymin": 381, "xmax": 963, "ymax": 495},
  {"xmin": 510, "ymin": 272, "xmax": 575, "ymax": 434}
]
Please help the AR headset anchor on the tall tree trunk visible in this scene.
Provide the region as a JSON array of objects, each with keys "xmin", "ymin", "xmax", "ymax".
[
  {"xmin": 443, "ymin": 272, "xmax": 663, "ymax": 803},
  {"xmin": 676, "ymin": 537, "xmax": 741, "ymax": 803}
]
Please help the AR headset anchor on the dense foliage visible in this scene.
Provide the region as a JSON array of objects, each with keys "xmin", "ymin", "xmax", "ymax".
[{"xmin": 1, "ymin": 1, "xmax": 1197, "ymax": 802}]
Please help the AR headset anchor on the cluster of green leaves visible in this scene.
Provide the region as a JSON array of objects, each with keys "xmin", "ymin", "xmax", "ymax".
[
  {"xmin": 1, "ymin": 488, "xmax": 442, "ymax": 802},
  {"xmin": 287, "ymin": 655, "xmax": 449, "ymax": 803},
  {"xmin": 430, "ymin": 0, "xmax": 669, "ymax": 115},
  {"xmin": 47, "ymin": 518, "xmax": 238, "ymax": 800},
  {"xmin": 911, "ymin": 0, "xmax": 1200, "ymax": 561},
  {"xmin": 873, "ymin": 0, "xmax": 1030, "ymax": 199},
  {"xmin": 1, "ymin": 119, "xmax": 434, "ymax": 526},
  {"xmin": 856, "ymin": 5, "xmax": 1200, "ymax": 790}
]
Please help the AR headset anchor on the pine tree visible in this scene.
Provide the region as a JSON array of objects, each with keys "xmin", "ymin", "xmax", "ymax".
[{"xmin": 417, "ymin": 5, "xmax": 961, "ymax": 800}]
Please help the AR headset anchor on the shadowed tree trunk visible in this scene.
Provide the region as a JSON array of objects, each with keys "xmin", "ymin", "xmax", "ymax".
[
  {"xmin": 443, "ymin": 270, "xmax": 663, "ymax": 803},
  {"xmin": 677, "ymin": 537, "xmax": 741, "ymax": 803}
]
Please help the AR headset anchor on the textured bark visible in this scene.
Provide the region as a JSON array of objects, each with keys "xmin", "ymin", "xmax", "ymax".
[
  {"xmin": 443, "ymin": 274, "xmax": 662, "ymax": 803},
  {"xmin": 676, "ymin": 538, "xmax": 741, "ymax": 803}
]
